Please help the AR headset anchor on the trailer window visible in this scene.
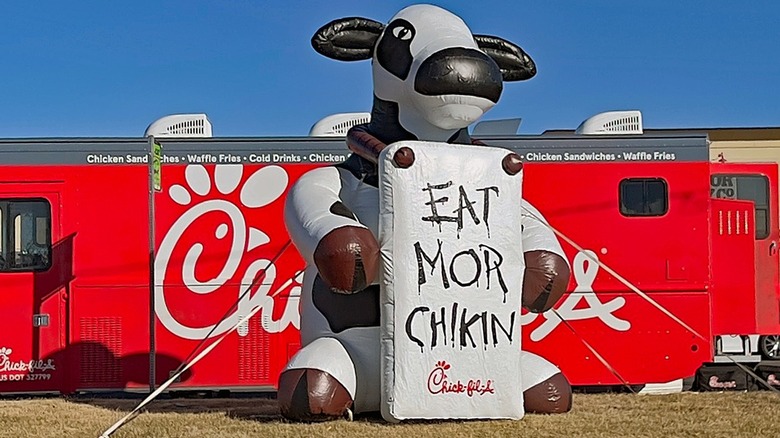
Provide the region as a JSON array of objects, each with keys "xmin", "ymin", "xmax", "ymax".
[
  {"xmin": 619, "ymin": 178, "xmax": 668, "ymax": 216},
  {"xmin": 711, "ymin": 174, "xmax": 770, "ymax": 239},
  {"xmin": 0, "ymin": 200, "xmax": 51, "ymax": 271}
]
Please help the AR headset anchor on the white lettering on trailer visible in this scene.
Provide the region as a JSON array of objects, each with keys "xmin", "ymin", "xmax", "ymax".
[
  {"xmin": 562, "ymin": 152, "xmax": 617, "ymax": 161},
  {"xmin": 155, "ymin": 164, "xmax": 300, "ymax": 340},
  {"xmin": 525, "ymin": 152, "xmax": 563, "ymax": 162},
  {"xmin": 103, "ymin": 146, "xmax": 687, "ymax": 166},
  {"xmin": 515, "ymin": 150, "xmax": 682, "ymax": 163},
  {"xmin": 521, "ymin": 250, "xmax": 630, "ymax": 340},
  {"xmin": 219, "ymin": 153, "xmax": 242, "ymax": 163},
  {"xmin": 125, "ymin": 154, "xmax": 149, "ymax": 163},
  {"xmin": 653, "ymin": 151, "xmax": 676, "ymax": 160},
  {"xmin": 162, "ymin": 155, "xmax": 181, "ymax": 163},
  {"xmin": 622, "ymin": 151, "xmax": 652, "ymax": 161},
  {"xmin": 309, "ymin": 153, "xmax": 347, "ymax": 162},
  {"xmin": 272, "ymin": 153, "xmax": 302, "ymax": 163},
  {"xmin": 248, "ymin": 154, "xmax": 272, "ymax": 163},
  {"xmin": 82, "ymin": 152, "xmax": 364, "ymax": 165},
  {"xmin": 86, "ymin": 153, "xmax": 124, "ymax": 164},
  {"xmin": 187, "ymin": 154, "xmax": 217, "ymax": 163}
]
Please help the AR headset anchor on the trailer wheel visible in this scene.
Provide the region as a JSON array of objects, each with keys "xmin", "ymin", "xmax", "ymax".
[{"xmin": 758, "ymin": 335, "xmax": 780, "ymax": 360}]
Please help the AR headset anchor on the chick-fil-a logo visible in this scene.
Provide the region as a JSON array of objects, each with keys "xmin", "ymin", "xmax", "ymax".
[
  {"xmin": 708, "ymin": 376, "xmax": 737, "ymax": 389},
  {"xmin": 521, "ymin": 250, "xmax": 631, "ymax": 341},
  {"xmin": 0, "ymin": 347, "xmax": 56, "ymax": 374},
  {"xmin": 155, "ymin": 164, "xmax": 301, "ymax": 340},
  {"xmin": 427, "ymin": 361, "xmax": 495, "ymax": 397}
]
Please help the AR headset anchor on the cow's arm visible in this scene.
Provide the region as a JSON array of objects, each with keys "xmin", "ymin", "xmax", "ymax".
[
  {"xmin": 284, "ymin": 167, "xmax": 379, "ymax": 294},
  {"xmin": 520, "ymin": 200, "xmax": 571, "ymax": 313}
]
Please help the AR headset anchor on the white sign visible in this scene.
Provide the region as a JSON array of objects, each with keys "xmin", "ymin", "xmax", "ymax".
[{"xmin": 378, "ymin": 141, "xmax": 525, "ymax": 421}]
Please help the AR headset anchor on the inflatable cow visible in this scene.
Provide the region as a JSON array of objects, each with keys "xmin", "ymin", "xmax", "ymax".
[{"xmin": 279, "ymin": 4, "xmax": 572, "ymax": 421}]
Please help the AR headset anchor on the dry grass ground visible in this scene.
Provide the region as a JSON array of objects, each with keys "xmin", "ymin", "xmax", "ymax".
[{"xmin": 0, "ymin": 392, "xmax": 777, "ymax": 438}]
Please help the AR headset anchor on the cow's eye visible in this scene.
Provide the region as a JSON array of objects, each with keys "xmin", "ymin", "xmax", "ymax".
[{"xmin": 392, "ymin": 25, "xmax": 413, "ymax": 41}]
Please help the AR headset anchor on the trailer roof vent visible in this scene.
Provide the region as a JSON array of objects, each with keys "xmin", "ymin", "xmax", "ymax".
[
  {"xmin": 575, "ymin": 110, "xmax": 643, "ymax": 135},
  {"xmin": 145, "ymin": 114, "xmax": 213, "ymax": 138},
  {"xmin": 309, "ymin": 112, "xmax": 371, "ymax": 137}
]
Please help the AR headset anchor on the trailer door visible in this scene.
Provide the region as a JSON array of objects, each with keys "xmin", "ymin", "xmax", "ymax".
[
  {"xmin": 712, "ymin": 164, "xmax": 780, "ymax": 334},
  {"xmin": 0, "ymin": 188, "xmax": 66, "ymax": 393}
]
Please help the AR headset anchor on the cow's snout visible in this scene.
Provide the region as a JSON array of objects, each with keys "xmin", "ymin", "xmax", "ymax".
[{"xmin": 414, "ymin": 47, "xmax": 503, "ymax": 103}]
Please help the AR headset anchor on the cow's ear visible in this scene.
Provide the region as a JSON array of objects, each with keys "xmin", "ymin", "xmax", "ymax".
[
  {"xmin": 312, "ymin": 17, "xmax": 385, "ymax": 61},
  {"xmin": 474, "ymin": 35, "xmax": 536, "ymax": 81}
]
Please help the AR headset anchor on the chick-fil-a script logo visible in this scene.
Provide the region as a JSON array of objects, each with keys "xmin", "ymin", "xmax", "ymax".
[
  {"xmin": 521, "ymin": 250, "xmax": 631, "ymax": 341},
  {"xmin": 155, "ymin": 164, "xmax": 301, "ymax": 340},
  {"xmin": 0, "ymin": 347, "xmax": 56, "ymax": 383},
  {"xmin": 155, "ymin": 164, "xmax": 630, "ymax": 343},
  {"xmin": 0, "ymin": 347, "xmax": 56, "ymax": 373},
  {"xmin": 708, "ymin": 376, "xmax": 737, "ymax": 389},
  {"xmin": 427, "ymin": 361, "xmax": 495, "ymax": 397}
]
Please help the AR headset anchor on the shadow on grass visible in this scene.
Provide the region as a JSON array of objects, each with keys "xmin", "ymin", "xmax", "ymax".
[
  {"xmin": 225, "ymin": 403, "xmax": 390, "ymax": 424},
  {"xmin": 8, "ymin": 390, "xmax": 391, "ymax": 424},
  {"xmin": 64, "ymin": 392, "xmax": 284, "ymax": 422}
]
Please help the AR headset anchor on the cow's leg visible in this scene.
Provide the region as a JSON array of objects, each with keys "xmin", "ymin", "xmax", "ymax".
[
  {"xmin": 278, "ymin": 337, "xmax": 356, "ymax": 421},
  {"xmin": 521, "ymin": 351, "xmax": 573, "ymax": 414}
]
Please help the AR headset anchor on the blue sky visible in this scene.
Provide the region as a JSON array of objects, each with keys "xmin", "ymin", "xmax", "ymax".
[{"xmin": 1, "ymin": 1, "xmax": 778, "ymax": 137}]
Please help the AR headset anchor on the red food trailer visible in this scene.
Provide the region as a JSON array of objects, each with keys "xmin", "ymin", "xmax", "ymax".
[{"xmin": 0, "ymin": 115, "xmax": 778, "ymax": 395}]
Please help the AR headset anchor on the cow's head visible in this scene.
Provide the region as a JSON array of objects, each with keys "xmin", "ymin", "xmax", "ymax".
[{"xmin": 312, "ymin": 4, "xmax": 536, "ymax": 142}]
